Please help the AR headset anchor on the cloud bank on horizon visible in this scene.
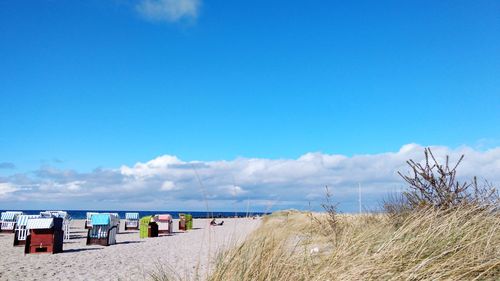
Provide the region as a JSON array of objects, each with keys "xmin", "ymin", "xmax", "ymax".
[
  {"xmin": 136, "ymin": 0, "xmax": 201, "ymax": 23},
  {"xmin": 1, "ymin": 144, "xmax": 499, "ymax": 212}
]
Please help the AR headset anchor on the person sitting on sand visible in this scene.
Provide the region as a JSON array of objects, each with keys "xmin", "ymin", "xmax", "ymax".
[{"xmin": 210, "ymin": 219, "xmax": 224, "ymax": 226}]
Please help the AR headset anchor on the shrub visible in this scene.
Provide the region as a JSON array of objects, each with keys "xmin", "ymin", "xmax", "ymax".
[{"xmin": 395, "ymin": 148, "xmax": 498, "ymax": 210}]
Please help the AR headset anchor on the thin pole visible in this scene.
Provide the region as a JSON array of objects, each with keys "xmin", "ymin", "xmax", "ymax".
[
  {"xmin": 246, "ymin": 199, "xmax": 250, "ymax": 218},
  {"xmin": 358, "ymin": 183, "xmax": 362, "ymax": 214},
  {"xmin": 191, "ymin": 165, "xmax": 211, "ymax": 218}
]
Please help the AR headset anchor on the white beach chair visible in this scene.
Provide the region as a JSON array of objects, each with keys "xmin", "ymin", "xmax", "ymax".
[
  {"xmin": 25, "ymin": 217, "xmax": 64, "ymax": 254},
  {"xmin": 125, "ymin": 212, "xmax": 139, "ymax": 230},
  {"xmin": 1, "ymin": 211, "xmax": 23, "ymax": 232}
]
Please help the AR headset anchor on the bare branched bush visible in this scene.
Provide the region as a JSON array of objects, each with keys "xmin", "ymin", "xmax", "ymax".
[
  {"xmin": 397, "ymin": 147, "xmax": 498, "ymax": 210},
  {"xmin": 321, "ymin": 186, "xmax": 339, "ymax": 230}
]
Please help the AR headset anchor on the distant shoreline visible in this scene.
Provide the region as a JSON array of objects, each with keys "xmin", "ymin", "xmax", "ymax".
[{"xmin": 0, "ymin": 209, "xmax": 270, "ymax": 220}]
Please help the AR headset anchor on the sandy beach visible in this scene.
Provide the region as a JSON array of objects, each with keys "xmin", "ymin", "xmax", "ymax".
[{"xmin": 0, "ymin": 218, "xmax": 261, "ymax": 281}]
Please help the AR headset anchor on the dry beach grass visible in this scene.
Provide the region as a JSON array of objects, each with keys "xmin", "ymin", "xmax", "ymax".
[
  {"xmin": 208, "ymin": 207, "xmax": 500, "ymax": 281},
  {"xmin": 196, "ymin": 148, "xmax": 500, "ymax": 281}
]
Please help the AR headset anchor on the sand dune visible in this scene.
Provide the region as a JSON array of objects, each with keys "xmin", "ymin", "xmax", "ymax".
[{"xmin": 0, "ymin": 218, "xmax": 260, "ymax": 281}]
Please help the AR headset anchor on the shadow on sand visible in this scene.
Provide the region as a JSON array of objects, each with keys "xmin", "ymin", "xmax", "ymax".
[
  {"xmin": 69, "ymin": 235, "xmax": 87, "ymax": 239},
  {"xmin": 64, "ymin": 248, "xmax": 101, "ymax": 253},
  {"xmin": 114, "ymin": 241, "xmax": 143, "ymax": 245}
]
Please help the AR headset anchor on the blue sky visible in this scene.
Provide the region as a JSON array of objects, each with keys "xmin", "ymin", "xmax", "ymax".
[{"xmin": 0, "ymin": 1, "xmax": 499, "ymax": 211}]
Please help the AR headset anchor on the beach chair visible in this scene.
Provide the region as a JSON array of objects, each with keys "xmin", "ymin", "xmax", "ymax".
[
  {"xmin": 40, "ymin": 211, "xmax": 71, "ymax": 241},
  {"xmin": 178, "ymin": 213, "xmax": 187, "ymax": 231},
  {"xmin": 139, "ymin": 216, "xmax": 158, "ymax": 238},
  {"xmin": 40, "ymin": 210, "xmax": 68, "ymax": 218},
  {"xmin": 185, "ymin": 214, "xmax": 193, "ymax": 230},
  {"xmin": 1, "ymin": 211, "xmax": 23, "ymax": 232},
  {"xmin": 85, "ymin": 212, "xmax": 98, "ymax": 229},
  {"xmin": 24, "ymin": 217, "xmax": 64, "ymax": 254},
  {"xmin": 13, "ymin": 215, "xmax": 40, "ymax": 246},
  {"xmin": 154, "ymin": 214, "xmax": 173, "ymax": 234},
  {"xmin": 125, "ymin": 212, "xmax": 139, "ymax": 230},
  {"xmin": 86, "ymin": 213, "xmax": 120, "ymax": 246}
]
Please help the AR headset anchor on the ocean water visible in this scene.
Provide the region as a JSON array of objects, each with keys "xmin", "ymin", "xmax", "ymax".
[{"xmin": 0, "ymin": 210, "xmax": 269, "ymax": 220}]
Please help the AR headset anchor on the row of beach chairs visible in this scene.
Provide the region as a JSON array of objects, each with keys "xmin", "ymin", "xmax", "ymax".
[
  {"xmin": 0, "ymin": 211, "xmax": 196, "ymax": 254},
  {"xmin": 85, "ymin": 212, "xmax": 191, "ymax": 244},
  {"xmin": 1, "ymin": 211, "xmax": 71, "ymax": 254},
  {"xmin": 138, "ymin": 214, "xmax": 173, "ymax": 238},
  {"xmin": 0, "ymin": 211, "xmax": 71, "ymax": 242}
]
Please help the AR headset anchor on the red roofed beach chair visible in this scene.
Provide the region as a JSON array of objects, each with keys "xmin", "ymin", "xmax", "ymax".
[{"xmin": 24, "ymin": 217, "xmax": 64, "ymax": 254}]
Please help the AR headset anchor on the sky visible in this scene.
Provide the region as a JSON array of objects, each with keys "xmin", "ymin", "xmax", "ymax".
[{"xmin": 0, "ymin": 0, "xmax": 499, "ymax": 212}]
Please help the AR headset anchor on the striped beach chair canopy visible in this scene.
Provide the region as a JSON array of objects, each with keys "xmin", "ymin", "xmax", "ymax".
[
  {"xmin": 16, "ymin": 215, "xmax": 40, "ymax": 227},
  {"xmin": 91, "ymin": 214, "xmax": 111, "ymax": 226},
  {"xmin": 41, "ymin": 211, "xmax": 68, "ymax": 219},
  {"xmin": 101, "ymin": 213, "xmax": 120, "ymax": 221},
  {"xmin": 26, "ymin": 218, "xmax": 54, "ymax": 230},
  {"xmin": 86, "ymin": 212, "xmax": 98, "ymax": 221},
  {"xmin": 1, "ymin": 211, "xmax": 23, "ymax": 221},
  {"xmin": 155, "ymin": 214, "xmax": 172, "ymax": 222},
  {"xmin": 125, "ymin": 212, "xmax": 139, "ymax": 220}
]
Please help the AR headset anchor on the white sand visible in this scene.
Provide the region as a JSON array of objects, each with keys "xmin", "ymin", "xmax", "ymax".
[{"xmin": 0, "ymin": 218, "xmax": 261, "ymax": 281}]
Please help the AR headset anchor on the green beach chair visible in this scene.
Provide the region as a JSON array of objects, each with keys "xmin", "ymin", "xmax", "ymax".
[
  {"xmin": 141, "ymin": 216, "xmax": 158, "ymax": 238},
  {"xmin": 185, "ymin": 214, "xmax": 193, "ymax": 230},
  {"xmin": 178, "ymin": 213, "xmax": 187, "ymax": 231},
  {"xmin": 140, "ymin": 216, "xmax": 153, "ymax": 238}
]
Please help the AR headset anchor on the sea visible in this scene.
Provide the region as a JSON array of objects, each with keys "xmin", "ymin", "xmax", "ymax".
[{"xmin": 0, "ymin": 210, "xmax": 269, "ymax": 220}]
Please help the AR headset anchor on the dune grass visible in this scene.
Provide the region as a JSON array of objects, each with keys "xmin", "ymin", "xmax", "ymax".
[
  {"xmin": 152, "ymin": 149, "xmax": 498, "ymax": 280},
  {"xmin": 207, "ymin": 206, "xmax": 499, "ymax": 281}
]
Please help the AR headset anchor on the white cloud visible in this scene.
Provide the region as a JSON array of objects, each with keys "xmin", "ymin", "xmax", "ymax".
[
  {"xmin": 39, "ymin": 181, "xmax": 86, "ymax": 192},
  {"xmin": 220, "ymin": 185, "xmax": 248, "ymax": 197},
  {"xmin": 121, "ymin": 155, "xmax": 181, "ymax": 178},
  {"xmin": 136, "ymin": 0, "xmax": 201, "ymax": 23},
  {"xmin": 1, "ymin": 144, "xmax": 499, "ymax": 211},
  {"xmin": 0, "ymin": 183, "xmax": 18, "ymax": 197},
  {"xmin": 160, "ymin": 180, "xmax": 178, "ymax": 191}
]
